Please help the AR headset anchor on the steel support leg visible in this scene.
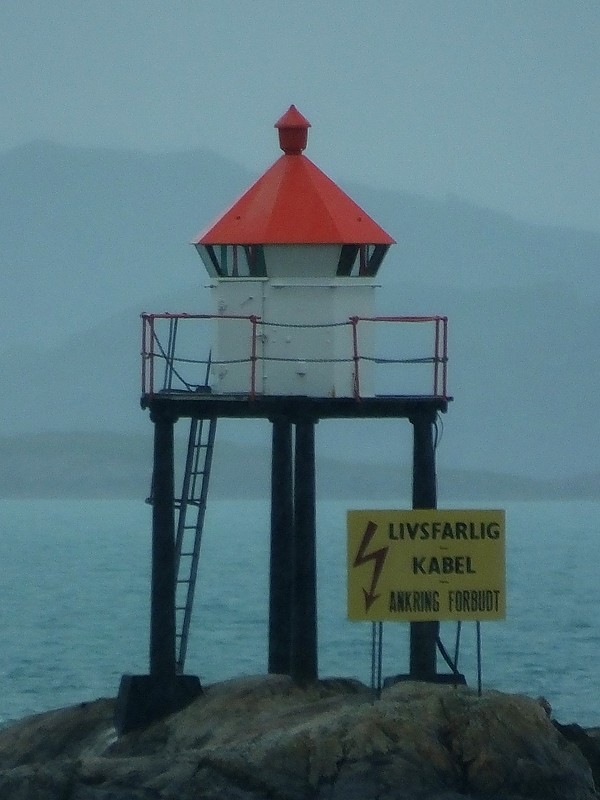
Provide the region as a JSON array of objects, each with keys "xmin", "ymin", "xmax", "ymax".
[
  {"xmin": 409, "ymin": 411, "xmax": 438, "ymax": 679},
  {"xmin": 290, "ymin": 419, "xmax": 318, "ymax": 685},
  {"xmin": 114, "ymin": 410, "xmax": 201, "ymax": 735},
  {"xmin": 150, "ymin": 411, "xmax": 177, "ymax": 687},
  {"xmin": 269, "ymin": 417, "xmax": 293, "ymax": 674}
]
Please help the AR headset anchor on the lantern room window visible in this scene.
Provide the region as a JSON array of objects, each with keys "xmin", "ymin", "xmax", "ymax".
[
  {"xmin": 336, "ymin": 244, "xmax": 390, "ymax": 277},
  {"xmin": 196, "ymin": 244, "xmax": 267, "ymax": 277},
  {"xmin": 198, "ymin": 243, "xmax": 390, "ymax": 279}
]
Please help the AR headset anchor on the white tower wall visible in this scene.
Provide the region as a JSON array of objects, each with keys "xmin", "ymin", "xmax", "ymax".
[{"xmin": 211, "ymin": 278, "xmax": 376, "ymax": 397}]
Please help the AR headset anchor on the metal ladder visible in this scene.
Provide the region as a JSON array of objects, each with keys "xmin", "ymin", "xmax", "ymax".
[
  {"xmin": 174, "ymin": 413, "xmax": 217, "ymax": 673},
  {"xmin": 154, "ymin": 321, "xmax": 217, "ymax": 672}
]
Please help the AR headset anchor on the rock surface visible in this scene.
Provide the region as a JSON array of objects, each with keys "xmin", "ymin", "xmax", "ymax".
[{"xmin": 0, "ymin": 676, "xmax": 597, "ymax": 799}]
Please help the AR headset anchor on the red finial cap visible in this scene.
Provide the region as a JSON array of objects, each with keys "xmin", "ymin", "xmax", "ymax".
[{"xmin": 274, "ymin": 104, "xmax": 311, "ymax": 154}]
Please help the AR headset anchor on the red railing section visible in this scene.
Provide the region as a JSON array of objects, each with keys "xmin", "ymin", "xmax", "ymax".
[{"xmin": 141, "ymin": 312, "xmax": 448, "ymax": 400}]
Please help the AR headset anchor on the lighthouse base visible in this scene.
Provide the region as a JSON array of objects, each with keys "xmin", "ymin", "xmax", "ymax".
[{"xmin": 115, "ymin": 674, "xmax": 202, "ymax": 735}]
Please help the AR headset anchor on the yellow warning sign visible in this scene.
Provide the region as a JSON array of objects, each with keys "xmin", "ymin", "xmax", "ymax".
[{"xmin": 347, "ymin": 509, "xmax": 505, "ymax": 621}]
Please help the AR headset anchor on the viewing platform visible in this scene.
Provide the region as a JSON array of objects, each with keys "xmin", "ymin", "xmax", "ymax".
[{"xmin": 140, "ymin": 311, "xmax": 450, "ymax": 420}]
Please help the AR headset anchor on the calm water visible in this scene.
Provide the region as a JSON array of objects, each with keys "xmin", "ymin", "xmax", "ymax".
[{"xmin": 0, "ymin": 498, "xmax": 599, "ymax": 726}]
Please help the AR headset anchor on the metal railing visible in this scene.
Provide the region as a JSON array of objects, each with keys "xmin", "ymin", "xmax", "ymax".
[{"xmin": 141, "ymin": 312, "xmax": 448, "ymax": 400}]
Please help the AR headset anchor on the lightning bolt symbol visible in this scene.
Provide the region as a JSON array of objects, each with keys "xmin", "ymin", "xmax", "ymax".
[{"xmin": 353, "ymin": 521, "xmax": 389, "ymax": 612}]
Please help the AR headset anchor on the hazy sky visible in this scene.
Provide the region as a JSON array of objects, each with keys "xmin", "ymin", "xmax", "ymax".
[{"xmin": 2, "ymin": 1, "xmax": 598, "ymax": 232}]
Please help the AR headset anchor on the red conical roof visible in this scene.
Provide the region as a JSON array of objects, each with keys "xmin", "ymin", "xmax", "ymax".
[{"xmin": 194, "ymin": 107, "xmax": 394, "ymax": 246}]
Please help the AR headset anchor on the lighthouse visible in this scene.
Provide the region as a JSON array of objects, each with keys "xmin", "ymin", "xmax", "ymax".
[{"xmin": 116, "ymin": 107, "xmax": 450, "ymax": 733}]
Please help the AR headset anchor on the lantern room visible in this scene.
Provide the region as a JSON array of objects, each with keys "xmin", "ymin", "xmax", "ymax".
[{"xmin": 192, "ymin": 105, "xmax": 396, "ymax": 397}]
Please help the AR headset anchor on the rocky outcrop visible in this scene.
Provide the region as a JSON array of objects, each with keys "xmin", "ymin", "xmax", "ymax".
[{"xmin": 0, "ymin": 676, "xmax": 596, "ymax": 799}]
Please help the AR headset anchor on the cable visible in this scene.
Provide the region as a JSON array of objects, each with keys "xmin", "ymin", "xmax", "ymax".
[
  {"xmin": 436, "ymin": 636, "xmax": 461, "ymax": 675},
  {"xmin": 433, "ymin": 412, "xmax": 444, "ymax": 450},
  {"xmin": 454, "ymin": 621, "xmax": 462, "ymax": 670},
  {"xmin": 476, "ymin": 622, "xmax": 482, "ymax": 696}
]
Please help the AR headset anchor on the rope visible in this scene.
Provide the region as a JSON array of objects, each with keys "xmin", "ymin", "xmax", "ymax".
[
  {"xmin": 156, "ymin": 353, "xmax": 444, "ymax": 367},
  {"xmin": 260, "ymin": 356, "xmax": 354, "ymax": 364},
  {"xmin": 260, "ymin": 320, "xmax": 350, "ymax": 329},
  {"xmin": 370, "ymin": 356, "xmax": 442, "ymax": 365}
]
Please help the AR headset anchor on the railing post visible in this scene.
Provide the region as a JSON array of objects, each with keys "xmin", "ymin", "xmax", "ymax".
[
  {"xmin": 141, "ymin": 314, "xmax": 147, "ymax": 396},
  {"xmin": 149, "ymin": 316, "xmax": 155, "ymax": 397},
  {"xmin": 250, "ymin": 315, "xmax": 258, "ymax": 399},
  {"xmin": 350, "ymin": 316, "xmax": 360, "ymax": 399},
  {"xmin": 434, "ymin": 318, "xmax": 440, "ymax": 396},
  {"xmin": 442, "ymin": 317, "xmax": 448, "ymax": 397}
]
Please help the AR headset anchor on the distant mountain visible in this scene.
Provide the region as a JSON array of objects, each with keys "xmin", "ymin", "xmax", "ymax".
[
  {"xmin": 0, "ymin": 432, "xmax": 596, "ymax": 501},
  {"xmin": 346, "ymin": 185, "xmax": 600, "ymax": 294},
  {"xmin": 0, "ymin": 141, "xmax": 253, "ymax": 350},
  {"xmin": 1, "ymin": 141, "xmax": 599, "ymax": 484},
  {"xmin": 3, "ymin": 141, "xmax": 598, "ymax": 350}
]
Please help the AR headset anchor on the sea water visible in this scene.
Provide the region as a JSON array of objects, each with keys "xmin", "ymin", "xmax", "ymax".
[{"xmin": 0, "ymin": 497, "xmax": 599, "ymax": 727}]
